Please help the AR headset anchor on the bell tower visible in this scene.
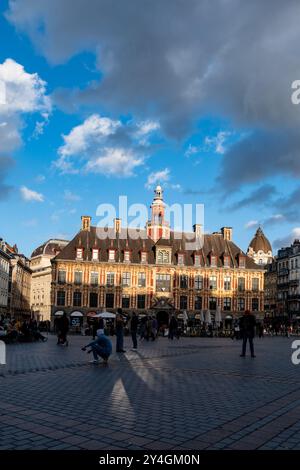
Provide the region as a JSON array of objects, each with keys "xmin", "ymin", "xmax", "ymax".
[{"xmin": 146, "ymin": 185, "xmax": 170, "ymax": 241}]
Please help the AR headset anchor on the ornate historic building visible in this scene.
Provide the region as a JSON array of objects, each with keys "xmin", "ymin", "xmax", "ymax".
[
  {"xmin": 30, "ymin": 239, "xmax": 69, "ymax": 321},
  {"xmin": 247, "ymin": 227, "xmax": 273, "ymax": 266},
  {"xmin": 0, "ymin": 239, "xmax": 10, "ymax": 316},
  {"xmin": 4, "ymin": 242, "xmax": 32, "ymax": 318},
  {"xmin": 51, "ymin": 187, "xmax": 265, "ymax": 324}
]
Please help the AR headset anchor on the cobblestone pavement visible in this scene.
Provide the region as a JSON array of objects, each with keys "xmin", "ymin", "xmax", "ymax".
[{"xmin": 0, "ymin": 334, "xmax": 299, "ymax": 450}]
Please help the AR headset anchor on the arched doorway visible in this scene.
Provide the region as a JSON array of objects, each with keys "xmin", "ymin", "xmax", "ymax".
[{"xmin": 156, "ymin": 310, "xmax": 170, "ymax": 327}]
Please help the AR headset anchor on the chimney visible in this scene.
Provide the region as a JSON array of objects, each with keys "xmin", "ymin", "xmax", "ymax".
[
  {"xmin": 221, "ymin": 227, "xmax": 232, "ymax": 241},
  {"xmin": 114, "ymin": 218, "xmax": 121, "ymax": 234},
  {"xmin": 193, "ymin": 224, "xmax": 203, "ymax": 238},
  {"xmin": 81, "ymin": 215, "xmax": 91, "ymax": 231}
]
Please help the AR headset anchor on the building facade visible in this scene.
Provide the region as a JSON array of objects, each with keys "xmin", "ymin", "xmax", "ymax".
[
  {"xmin": 51, "ymin": 187, "xmax": 265, "ymax": 325},
  {"xmin": 4, "ymin": 242, "xmax": 32, "ymax": 318},
  {"xmin": 247, "ymin": 227, "xmax": 273, "ymax": 266},
  {"xmin": 0, "ymin": 239, "xmax": 11, "ymax": 316},
  {"xmin": 30, "ymin": 239, "xmax": 69, "ymax": 321},
  {"xmin": 264, "ymin": 260, "xmax": 277, "ymax": 316}
]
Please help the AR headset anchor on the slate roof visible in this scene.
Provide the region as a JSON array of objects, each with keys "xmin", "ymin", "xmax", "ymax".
[{"xmin": 53, "ymin": 226, "xmax": 262, "ymax": 270}]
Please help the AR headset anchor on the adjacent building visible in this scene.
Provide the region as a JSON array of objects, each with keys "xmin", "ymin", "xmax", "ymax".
[
  {"xmin": 51, "ymin": 186, "xmax": 265, "ymax": 325},
  {"xmin": 247, "ymin": 227, "xmax": 273, "ymax": 266},
  {"xmin": 4, "ymin": 242, "xmax": 32, "ymax": 318},
  {"xmin": 0, "ymin": 239, "xmax": 11, "ymax": 316},
  {"xmin": 30, "ymin": 239, "xmax": 69, "ymax": 321}
]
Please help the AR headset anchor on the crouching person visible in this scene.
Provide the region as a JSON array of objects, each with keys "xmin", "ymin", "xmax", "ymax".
[{"xmin": 82, "ymin": 331, "xmax": 112, "ymax": 365}]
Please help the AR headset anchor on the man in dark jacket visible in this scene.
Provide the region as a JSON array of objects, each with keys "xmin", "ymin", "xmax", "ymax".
[
  {"xmin": 239, "ymin": 310, "xmax": 256, "ymax": 358},
  {"xmin": 115, "ymin": 308, "xmax": 126, "ymax": 353},
  {"xmin": 130, "ymin": 311, "xmax": 139, "ymax": 350}
]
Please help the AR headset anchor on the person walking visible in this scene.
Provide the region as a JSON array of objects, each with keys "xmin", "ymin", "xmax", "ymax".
[
  {"xmin": 151, "ymin": 316, "xmax": 158, "ymax": 341},
  {"xmin": 130, "ymin": 311, "xmax": 139, "ymax": 350},
  {"xmin": 168, "ymin": 314, "xmax": 178, "ymax": 340},
  {"xmin": 57, "ymin": 312, "xmax": 69, "ymax": 346},
  {"xmin": 239, "ymin": 310, "xmax": 256, "ymax": 358},
  {"xmin": 115, "ymin": 308, "xmax": 126, "ymax": 353},
  {"xmin": 82, "ymin": 331, "xmax": 112, "ymax": 365}
]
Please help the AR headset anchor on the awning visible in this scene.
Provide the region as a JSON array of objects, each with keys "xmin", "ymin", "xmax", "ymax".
[
  {"xmin": 70, "ymin": 311, "xmax": 83, "ymax": 317},
  {"xmin": 225, "ymin": 315, "xmax": 233, "ymax": 319},
  {"xmin": 87, "ymin": 311, "xmax": 97, "ymax": 317},
  {"xmin": 54, "ymin": 310, "xmax": 64, "ymax": 316}
]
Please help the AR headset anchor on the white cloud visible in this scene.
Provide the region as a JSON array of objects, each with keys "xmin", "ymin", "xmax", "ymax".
[
  {"xmin": 85, "ymin": 147, "xmax": 143, "ymax": 177},
  {"xmin": 184, "ymin": 144, "xmax": 199, "ymax": 158},
  {"xmin": 55, "ymin": 114, "xmax": 154, "ymax": 177},
  {"xmin": 58, "ymin": 114, "xmax": 120, "ymax": 159},
  {"xmin": 205, "ymin": 131, "xmax": 231, "ymax": 154},
  {"xmin": 245, "ymin": 220, "xmax": 259, "ymax": 229},
  {"xmin": 20, "ymin": 186, "xmax": 44, "ymax": 202},
  {"xmin": 145, "ymin": 168, "xmax": 170, "ymax": 189},
  {"xmin": 0, "ymin": 59, "xmax": 51, "ymax": 153},
  {"xmin": 64, "ymin": 189, "xmax": 81, "ymax": 201}
]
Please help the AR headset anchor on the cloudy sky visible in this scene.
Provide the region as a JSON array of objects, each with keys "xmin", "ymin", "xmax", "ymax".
[{"xmin": 1, "ymin": 0, "xmax": 300, "ymax": 256}]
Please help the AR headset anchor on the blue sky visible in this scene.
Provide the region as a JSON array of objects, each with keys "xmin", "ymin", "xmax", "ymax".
[{"xmin": 0, "ymin": 0, "xmax": 300, "ymax": 256}]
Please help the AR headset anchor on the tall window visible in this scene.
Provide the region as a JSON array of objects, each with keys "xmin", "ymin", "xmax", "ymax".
[
  {"xmin": 239, "ymin": 256, "xmax": 246, "ymax": 268},
  {"xmin": 122, "ymin": 272, "xmax": 131, "ymax": 287},
  {"xmin": 223, "ymin": 297, "xmax": 231, "ymax": 311},
  {"xmin": 194, "ymin": 275, "xmax": 203, "ymax": 290},
  {"xmin": 195, "ymin": 296, "xmax": 202, "ymax": 310},
  {"xmin": 224, "ymin": 256, "xmax": 230, "ymax": 268},
  {"xmin": 92, "ymin": 249, "xmax": 99, "ymax": 261},
  {"xmin": 105, "ymin": 293, "xmax": 114, "ymax": 308},
  {"xmin": 180, "ymin": 275, "xmax": 188, "ymax": 289},
  {"xmin": 74, "ymin": 271, "xmax": 82, "ymax": 285},
  {"xmin": 209, "ymin": 297, "xmax": 217, "ymax": 310},
  {"xmin": 138, "ymin": 272, "xmax": 146, "ymax": 287},
  {"xmin": 180, "ymin": 295, "xmax": 188, "ymax": 310},
  {"xmin": 178, "ymin": 254, "xmax": 184, "ymax": 266},
  {"xmin": 238, "ymin": 298, "xmax": 245, "ymax": 311},
  {"xmin": 58, "ymin": 270, "xmax": 66, "ymax": 284},
  {"xmin": 252, "ymin": 278, "xmax": 259, "ymax": 292},
  {"xmin": 76, "ymin": 248, "xmax": 83, "ymax": 259},
  {"xmin": 89, "ymin": 292, "xmax": 98, "ymax": 308},
  {"xmin": 90, "ymin": 271, "xmax": 98, "ymax": 286},
  {"xmin": 252, "ymin": 298, "xmax": 259, "ymax": 311},
  {"xmin": 209, "ymin": 276, "xmax": 217, "ymax": 290},
  {"xmin": 124, "ymin": 250, "xmax": 130, "ymax": 262},
  {"xmin": 141, "ymin": 252, "xmax": 147, "ymax": 263},
  {"xmin": 156, "ymin": 274, "xmax": 171, "ymax": 292},
  {"xmin": 137, "ymin": 294, "xmax": 146, "ymax": 309},
  {"xmin": 108, "ymin": 250, "xmax": 115, "ymax": 262},
  {"xmin": 122, "ymin": 295, "xmax": 130, "ymax": 309},
  {"xmin": 157, "ymin": 250, "xmax": 170, "ymax": 264},
  {"xmin": 106, "ymin": 272, "xmax": 115, "ymax": 287},
  {"xmin": 238, "ymin": 277, "xmax": 245, "ymax": 292},
  {"xmin": 57, "ymin": 290, "xmax": 65, "ymax": 306},
  {"xmin": 73, "ymin": 291, "xmax": 82, "ymax": 307},
  {"xmin": 224, "ymin": 276, "xmax": 231, "ymax": 291},
  {"xmin": 194, "ymin": 255, "xmax": 200, "ymax": 267}
]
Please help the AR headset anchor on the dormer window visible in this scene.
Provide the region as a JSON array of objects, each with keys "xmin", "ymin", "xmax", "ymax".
[
  {"xmin": 224, "ymin": 256, "xmax": 230, "ymax": 268},
  {"xmin": 108, "ymin": 249, "xmax": 115, "ymax": 262},
  {"xmin": 124, "ymin": 250, "xmax": 130, "ymax": 263},
  {"xmin": 194, "ymin": 255, "xmax": 200, "ymax": 267},
  {"xmin": 92, "ymin": 248, "xmax": 99, "ymax": 261},
  {"xmin": 239, "ymin": 255, "xmax": 246, "ymax": 268},
  {"xmin": 157, "ymin": 249, "xmax": 170, "ymax": 264},
  {"xmin": 178, "ymin": 253, "xmax": 184, "ymax": 266},
  {"xmin": 76, "ymin": 248, "xmax": 83, "ymax": 259},
  {"xmin": 141, "ymin": 251, "xmax": 147, "ymax": 264},
  {"xmin": 210, "ymin": 255, "xmax": 217, "ymax": 267}
]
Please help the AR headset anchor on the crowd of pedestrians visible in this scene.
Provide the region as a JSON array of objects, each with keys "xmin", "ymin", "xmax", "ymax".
[{"xmin": 0, "ymin": 314, "xmax": 48, "ymax": 343}]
